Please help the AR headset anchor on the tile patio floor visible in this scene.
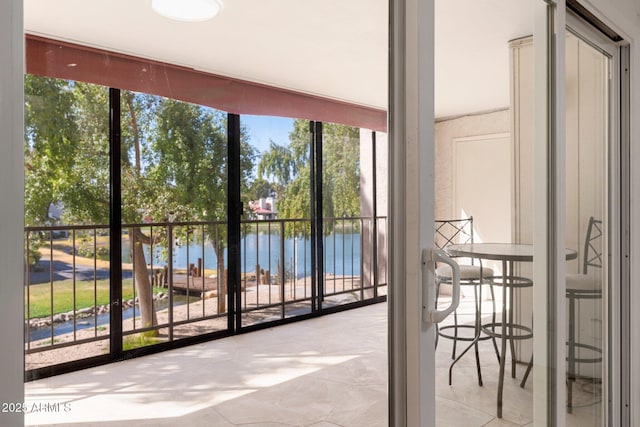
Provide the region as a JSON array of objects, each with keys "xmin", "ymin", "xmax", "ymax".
[{"xmin": 24, "ymin": 297, "xmax": 601, "ymax": 426}]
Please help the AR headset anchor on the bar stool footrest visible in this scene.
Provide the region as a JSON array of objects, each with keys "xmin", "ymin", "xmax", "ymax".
[
  {"xmin": 482, "ymin": 323, "xmax": 533, "ymax": 340},
  {"xmin": 438, "ymin": 324, "xmax": 494, "ymax": 342}
]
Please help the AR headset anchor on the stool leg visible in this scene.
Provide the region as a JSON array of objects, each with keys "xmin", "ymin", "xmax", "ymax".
[
  {"xmin": 509, "ymin": 285, "xmax": 517, "ymax": 378},
  {"xmin": 520, "ymin": 353, "xmax": 533, "ymax": 388},
  {"xmin": 567, "ymin": 293, "xmax": 576, "ymax": 413},
  {"xmin": 497, "ymin": 264, "xmax": 508, "ymax": 419},
  {"xmin": 452, "ymin": 308, "xmax": 458, "ymax": 360},
  {"xmin": 448, "ymin": 283, "xmax": 484, "ymax": 386},
  {"xmin": 489, "ymin": 284, "xmax": 500, "ymax": 363},
  {"xmin": 489, "ymin": 283, "xmax": 500, "ymax": 363},
  {"xmin": 435, "ymin": 281, "xmax": 441, "ymax": 350},
  {"xmin": 474, "ymin": 284, "xmax": 483, "ymax": 386}
]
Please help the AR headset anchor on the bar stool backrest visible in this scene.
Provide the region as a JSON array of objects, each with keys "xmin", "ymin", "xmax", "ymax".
[
  {"xmin": 435, "ymin": 217, "xmax": 474, "ymax": 265},
  {"xmin": 434, "ymin": 217, "xmax": 474, "ymax": 249},
  {"xmin": 582, "ymin": 217, "xmax": 603, "ymax": 274}
]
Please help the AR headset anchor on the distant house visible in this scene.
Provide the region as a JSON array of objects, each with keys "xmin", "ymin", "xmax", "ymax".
[
  {"xmin": 248, "ymin": 197, "xmax": 277, "ymax": 220},
  {"xmin": 47, "ymin": 202, "xmax": 68, "ymax": 238},
  {"xmin": 47, "ymin": 202, "xmax": 63, "ymax": 223}
]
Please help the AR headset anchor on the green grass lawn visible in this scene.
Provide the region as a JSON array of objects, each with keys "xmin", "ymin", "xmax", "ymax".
[{"xmin": 25, "ymin": 278, "xmax": 165, "ymax": 319}]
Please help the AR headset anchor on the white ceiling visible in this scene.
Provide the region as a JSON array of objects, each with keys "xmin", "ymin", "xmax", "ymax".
[
  {"xmin": 435, "ymin": 0, "xmax": 533, "ymax": 118},
  {"xmin": 24, "ymin": 0, "xmax": 532, "ymax": 119}
]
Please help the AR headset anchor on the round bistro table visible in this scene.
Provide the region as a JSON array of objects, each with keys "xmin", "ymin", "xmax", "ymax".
[{"xmin": 446, "ymin": 243, "xmax": 577, "ymax": 418}]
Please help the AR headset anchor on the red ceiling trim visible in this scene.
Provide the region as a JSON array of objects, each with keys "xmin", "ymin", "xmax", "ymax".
[{"xmin": 26, "ymin": 34, "xmax": 387, "ymax": 132}]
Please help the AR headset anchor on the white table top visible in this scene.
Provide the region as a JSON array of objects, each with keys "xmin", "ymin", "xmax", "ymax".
[{"xmin": 446, "ymin": 242, "xmax": 577, "ymax": 262}]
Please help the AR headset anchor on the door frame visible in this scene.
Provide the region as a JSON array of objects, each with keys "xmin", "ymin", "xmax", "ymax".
[
  {"xmin": 389, "ymin": 0, "xmax": 632, "ymax": 425},
  {"xmin": 389, "ymin": 0, "xmax": 436, "ymax": 424},
  {"xmin": 388, "ymin": 0, "xmax": 567, "ymax": 424},
  {"xmin": 565, "ymin": 7, "xmax": 632, "ymax": 424}
]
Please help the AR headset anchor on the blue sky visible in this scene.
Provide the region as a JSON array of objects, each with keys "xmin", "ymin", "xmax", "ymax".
[{"xmin": 241, "ymin": 115, "xmax": 295, "ymax": 155}]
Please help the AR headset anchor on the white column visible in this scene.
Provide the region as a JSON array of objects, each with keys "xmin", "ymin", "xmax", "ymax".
[
  {"xmin": 532, "ymin": 1, "xmax": 566, "ymax": 425},
  {"xmin": 0, "ymin": 0, "xmax": 25, "ymax": 426},
  {"xmin": 360, "ymin": 129, "xmax": 388, "ymax": 289}
]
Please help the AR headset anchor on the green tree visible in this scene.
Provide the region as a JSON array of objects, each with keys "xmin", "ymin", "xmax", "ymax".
[
  {"xmin": 249, "ymin": 178, "xmax": 276, "ymax": 200},
  {"xmin": 25, "ymin": 78, "xmax": 113, "ymax": 226},
  {"xmin": 24, "ymin": 75, "xmax": 256, "ymax": 331},
  {"xmin": 257, "ymin": 119, "xmax": 361, "ymax": 235},
  {"xmin": 142, "ymin": 98, "xmax": 256, "ymax": 313},
  {"xmin": 321, "ymin": 123, "xmax": 361, "ymax": 218}
]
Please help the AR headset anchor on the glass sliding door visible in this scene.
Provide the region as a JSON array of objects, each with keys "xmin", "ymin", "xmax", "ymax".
[
  {"xmin": 320, "ymin": 123, "xmax": 388, "ymax": 308},
  {"xmin": 425, "ymin": 0, "xmax": 582, "ymax": 424},
  {"xmin": 120, "ymin": 92, "xmax": 231, "ymax": 349},
  {"xmin": 24, "ymin": 76, "xmax": 112, "ymax": 371},
  {"xmin": 564, "ymin": 11, "xmax": 621, "ymax": 424},
  {"xmin": 432, "ymin": 0, "xmax": 540, "ymax": 423},
  {"xmin": 239, "ymin": 115, "xmax": 314, "ymax": 327}
]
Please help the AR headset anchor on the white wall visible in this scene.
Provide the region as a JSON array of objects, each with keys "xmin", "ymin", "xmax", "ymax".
[
  {"xmin": 434, "ymin": 110, "xmax": 511, "ymax": 284},
  {"xmin": 0, "ymin": 0, "xmax": 25, "ymax": 426},
  {"xmin": 434, "ymin": 109, "xmax": 511, "ymax": 223}
]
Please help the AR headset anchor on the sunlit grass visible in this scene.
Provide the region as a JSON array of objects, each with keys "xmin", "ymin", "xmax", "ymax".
[
  {"xmin": 25, "ymin": 278, "xmax": 164, "ymax": 319},
  {"xmin": 123, "ymin": 331, "xmax": 165, "ymax": 351}
]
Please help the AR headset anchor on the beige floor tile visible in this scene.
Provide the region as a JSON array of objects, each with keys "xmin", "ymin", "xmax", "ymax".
[{"xmin": 24, "ymin": 300, "xmax": 601, "ymax": 426}]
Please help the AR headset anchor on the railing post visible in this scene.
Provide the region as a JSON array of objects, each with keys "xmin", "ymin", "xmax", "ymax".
[
  {"xmin": 360, "ymin": 218, "xmax": 364, "ymax": 301},
  {"xmin": 167, "ymin": 223, "xmax": 173, "ymax": 341},
  {"xmin": 48, "ymin": 230, "xmax": 54, "ymax": 345},
  {"xmin": 280, "ymin": 220, "xmax": 286, "ymax": 319},
  {"xmin": 372, "ymin": 131, "xmax": 379, "ymax": 298},
  {"xmin": 25, "ymin": 231, "xmax": 31, "ymax": 351}
]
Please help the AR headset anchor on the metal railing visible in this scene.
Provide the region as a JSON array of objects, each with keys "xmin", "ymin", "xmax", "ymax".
[{"xmin": 24, "ymin": 216, "xmax": 388, "ymax": 370}]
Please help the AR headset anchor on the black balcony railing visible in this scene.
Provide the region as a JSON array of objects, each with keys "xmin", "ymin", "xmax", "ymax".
[{"xmin": 24, "ymin": 216, "xmax": 387, "ymax": 373}]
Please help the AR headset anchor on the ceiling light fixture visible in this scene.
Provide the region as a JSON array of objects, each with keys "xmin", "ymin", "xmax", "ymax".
[{"xmin": 152, "ymin": 0, "xmax": 223, "ymax": 22}]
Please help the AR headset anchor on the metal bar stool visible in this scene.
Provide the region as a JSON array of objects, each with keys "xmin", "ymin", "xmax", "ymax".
[
  {"xmin": 565, "ymin": 217, "xmax": 602, "ymax": 412},
  {"xmin": 434, "ymin": 217, "xmax": 499, "ymax": 386}
]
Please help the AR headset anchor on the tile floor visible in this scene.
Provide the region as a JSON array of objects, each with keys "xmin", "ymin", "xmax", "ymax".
[{"xmin": 24, "ymin": 298, "xmax": 602, "ymax": 426}]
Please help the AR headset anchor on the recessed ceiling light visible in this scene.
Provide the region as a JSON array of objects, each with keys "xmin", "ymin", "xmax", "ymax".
[{"xmin": 151, "ymin": 0, "xmax": 223, "ymax": 22}]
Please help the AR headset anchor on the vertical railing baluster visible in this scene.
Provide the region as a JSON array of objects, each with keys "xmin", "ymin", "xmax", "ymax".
[
  {"xmin": 186, "ymin": 226, "xmax": 190, "ymax": 321},
  {"xmin": 72, "ymin": 229, "xmax": 77, "ymax": 341},
  {"xmin": 360, "ymin": 218, "xmax": 364, "ymax": 301},
  {"xmin": 242, "ymin": 223, "xmax": 247, "ymax": 310},
  {"xmin": 268, "ymin": 221, "xmax": 272, "ymax": 306},
  {"xmin": 26, "ymin": 232, "xmax": 31, "ymax": 351},
  {"xmin": 201, "ymin": 223, "xmax": 205, "ymax": 319},
  {"xmin": 93, "ymin": 228, "xmax": 98, "ymax": 335},
  {"xmin": 304, "ymin": 222, "xmax": 308, "ymax": 299},
  {"xmin": 292, "ymin": 224, "xmax": 297, "ymax": 301},
  {"xmin": 351, "ymin": 219, "xmax": 355, "ymax": 291},
  {"xmin": 255, "ymin": 222, "xmax": 259, "ymax": 310},
  {"xmin": 131, "ymin": 227, "xmax": 136, "ymax": 332},
  {"xmin": 280, "ymin": 221, "xmax": 285, "ymax": 319},
  {"xmin": 373, "ymin": 216, "xmax": 378, "ymax": 298},
  {"xmin": 168, "ymin": 223, "xmax": 173, "ymax": 341},
  {"xmin": 48, "ymin": 230, "xmax": 54, "ymax": 345},
  {"xmin": 150, "ymin": 225, "xmax": 155, "ymax": 325},
  {"xmin": 215, "ymin": 223, "xmax": 221, "ymax": 315},
  {"xmin": 342, "ymin": 218, "xmax": 346, "ymax": 292}
]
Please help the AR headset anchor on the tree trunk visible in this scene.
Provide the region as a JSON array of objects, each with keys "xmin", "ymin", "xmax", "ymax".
[
  {"xmin": 130, "ymin": 227, "xmax": 158, "ymax": 334},
  {"xmin": 123, "ymin": 96, "xmax": 156, "ymax": 333},
  {"xmin": 213, "ymin": 240, "xmax": 226, "ymax": 314}
]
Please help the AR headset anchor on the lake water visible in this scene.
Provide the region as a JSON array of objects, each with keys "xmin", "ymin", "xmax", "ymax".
[
  {"xmin": 124, "ymin": 232, "xmax": 362, "ymax": 278},
  {"xmin": 29, "ymin": 232, "xmax": 364, "ymax": 341},
  {"xmin": 28, "ymin": 295, "xmax": 193, "ymax": 341}
]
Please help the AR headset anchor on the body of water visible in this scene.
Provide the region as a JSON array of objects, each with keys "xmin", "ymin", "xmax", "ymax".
[
  {"xmin": 125, "ymin": 232, "xmax": 363, "ymax": 278},
  {"xmin": 28, "ymin": 295, "xmax": 193, "ymax": 342}
]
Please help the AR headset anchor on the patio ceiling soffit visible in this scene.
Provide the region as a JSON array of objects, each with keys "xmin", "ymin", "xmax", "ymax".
[{"xmin": 26, "ymin": 34, "xmax": 387, "ymax": 132}]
